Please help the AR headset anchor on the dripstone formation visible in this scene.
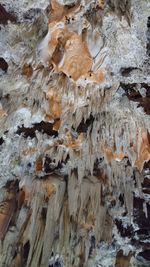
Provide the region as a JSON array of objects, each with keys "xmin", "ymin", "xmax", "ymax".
[{"xmin": 0, "ymin": 1, "xmax": 150, "ymax": 266}]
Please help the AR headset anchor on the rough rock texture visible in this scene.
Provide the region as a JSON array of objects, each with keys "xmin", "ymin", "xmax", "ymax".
[{"xmin": 0, "ymin": 0, "xmax": 150, "ymax": 266}]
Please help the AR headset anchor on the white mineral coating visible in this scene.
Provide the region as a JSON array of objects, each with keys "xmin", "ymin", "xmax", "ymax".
[{"xmin": 0, "ymin": 0, "xmax": 150, "ymax": 267}]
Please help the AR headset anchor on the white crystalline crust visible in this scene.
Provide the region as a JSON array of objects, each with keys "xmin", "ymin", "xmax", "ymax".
[{"xmin": 0, "ymin": 0, "xmax": 150, "ymax": 267}]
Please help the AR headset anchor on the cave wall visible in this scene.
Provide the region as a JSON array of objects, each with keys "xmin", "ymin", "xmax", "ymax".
[{"xmin": 0, "ymin": 0, "xmax": 150, "ymax": 266}]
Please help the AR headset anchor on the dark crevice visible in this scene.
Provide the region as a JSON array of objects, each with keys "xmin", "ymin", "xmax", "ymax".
[
  {"xmin": 23, "ymin": 241, "xmax": 30, "ymax": 265},
  {"xmin": 65, "ymin": 0, "xmax": 80, "ymax": 10},
  {"xmin": 120, "ymin": 83, "xmax": 150, "ymax": 114},
  {"xmin": 16, "ymin": 121, "xmax": 58, "ymax": 138},
  {"xmin": 142, "ymin": 188, "xmax": 150, "ymax": 194},
  {"xmin": 133, "ymin": 196, "xmax": 150, "ymax": 229},
  {"xmin": 119, "ymin": 193, "xmax": 124, "ymax": 206},
  {"xmin": 0, "ymin": 4, "xmax": 17, "ymax": 25},
  {"xmin": 120, "ymin": 67, "xmax": 139, "ymax": 77},
  {"xmin": 147, "ymin": 16, "xmax": 150, "ymax": 56},
  {"xmin": 5, "ymin": 179, "xmax": 19, "ymax": 190},
  {"xmin": 41, "ymin": 207, "xmax": 47, "ymax": 221},
  {"xmin": 0, "ymin": 137, "xmax": 4, "ymax": 145},
  {"xmin": 48, "ymin": 254, "xmax": 63, "ymax": 267},
  {"xmin": 142, "ymin": 177, "xmax": 150, "ymax": 189},
  {"xmin": 0, "ymin": 57, "xmax": 8, "ymax": 72},
  {"xmin": 4, "ymin": 130, "xmax": 8, "ymax": 134},
  {"xmin": 89, "ymin": 235, "xmax": 96, "ymax": 258},
  {"xmin": 115, "ymin": 219, "xmax": 134, "ymax": 238},
  {"xmin": 76, "ymin": 114, "xmax": 94, "ymax": 133},
  {"xmin": 44, "ymin": 157, "xmax": 54, "ymax": 173},
  {"xmin": 147, "ymin": 16, "xmax": 150, "ymax": 28},
  {"xmin": 138, "ymin": 250, "xmax": 150, "ymax": 261},
  {"xmin": 49, "ymin": 261, "xmax": 62, "ymax": 267},
  {"xmin": 43, "ymin": 155, "xmax": 69, "ymax": 173},
  {"xmin": 135, "ymin": 229, "xmax": 150, "ymax": 237}
]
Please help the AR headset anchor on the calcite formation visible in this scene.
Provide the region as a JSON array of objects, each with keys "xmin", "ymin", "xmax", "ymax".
[{"xmin": 0, "ymin": 0, "xmax": 150, "ymax": 267}]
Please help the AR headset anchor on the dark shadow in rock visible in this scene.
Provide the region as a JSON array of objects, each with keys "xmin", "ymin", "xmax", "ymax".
[
  {"xmin": 135, "ymin": 228, "xmax": 150, "ymax": 239},
  {"xmin": 43, "ymin": 155, "xmax": 69, "ymax": 173},
  {"xmin": 49, "ymin": 261, "xmax": 62, "ymax": 267},
  {"xmin": 138, "ymin": 250, "xmax": 150, "ymax": 261},
  {"xmin": 23, "ymin": 240, "xmax": 30, "ymax": 265},
  {"xmin": 119, "ymin": 193, "xmax": 124, "ymax": 206},
  {"xmin": 89, "ymin": 235, "xmax": 96, "ymax": 258},
  {"xmin": 0, "ymin": 4, "xmax": 17, "ymax": 25},
  {"xmin": 41, "ymin": 207, "xmax": 47, "ymax": 221},
  {"xmin": 16, "ymin": 121, "xmax": 58, "ymax": 138},
  {"xmin": 120, "ymin": 83, "xmax": 150, "ymax": 115},
  {"xmin": 48, "ymin": 252, "xmax": 63, "ymax": 267},
  {"xmin": 120, "ymin": 67, "xmax": 139, "ymax": 77},
  {"xmin": 142, "ymin": 175, "xmax": 150, "ymax": 194},
  {"xmin": 115, "ymin": 219, "xmax": 134, "ymax": 238},
  {"xmin": 142, "ymin": 176, "xmax": 150, "ymax": 194},
  {"xmin": 0, "ymin": 57, "xmax": 8, "ymax": 72},
  {"xmin": 143, "ymin": 161, "xmax": 150, "ymax": 176},
  {"xmin": 133, "ymin": 196, "xmax": 150, "ymax": 229},
  {"xmin": 76, "ymin": 114, "xmax": 94, "ymax": 133},
  {"xmin": 146, "ymin": 16, "xmax": 150, "ymax": 56},
  {"xmin": 0, "ymin": 137, "xmax": 4, "ymax": 146}
]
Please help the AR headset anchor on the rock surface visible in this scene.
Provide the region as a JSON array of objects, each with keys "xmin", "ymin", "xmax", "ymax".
[{"xmin": 0, "ymin": 0, "xmax": 150, "ymax": 266}]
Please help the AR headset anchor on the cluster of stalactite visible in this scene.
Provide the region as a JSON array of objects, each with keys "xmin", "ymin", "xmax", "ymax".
[{"xmin": 0, "ymin": 1, "xmax": 150, "ymax": 267}]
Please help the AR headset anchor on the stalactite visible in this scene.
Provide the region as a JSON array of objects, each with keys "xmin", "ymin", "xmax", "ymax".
[{"xmin": 0, "ymin": 0, "xmax": 150, "ymax": 266}]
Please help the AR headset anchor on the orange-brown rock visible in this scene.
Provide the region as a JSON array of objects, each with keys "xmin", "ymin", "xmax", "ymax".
[
  {"xmin": 134, "ymin": 128, "xmax": 150, "ymax": 171},
  {"xmin": 10, "ymin": 244, "xmax": 23, "ymax": 267},
  {"xmin": 101, "ymin": 143, "xmax": 127, "ymax": 162},
  {"xmin": 84, "ymin": 69, "xmax": 105, "ymax": 84},
  {"xmin": 22, "ymin": 63, "xmax": 33, "ymax": 78},
  {"xmin": 42, "ymin": 179, "xmax": 56, "ymax": 200},
  {"xmin": 47, "ymin": 26, "xmax": 93, "ymax": 80},
  {"xmin": 20, "ymin": 185, "xmax": 31, "ymax": 205},
  {"xmin": 0, "ymin": 199, "xmax": 16, "ymax": 240},
  {"xmin": 0, "ymin": 181, "xmax": 19, "ymax": 239},
  {"xmin": 115, "ymin": 250, "xmax": 132, "ymax": 267},
  {"xmin": 22, "ymin": 147, "xmax": 37, "ymax": 156},
  {"xmin": 96, "ymin": 168, "xmax": 107, "ymax": 184},
  {"xmin": 59, "ymin": 32, "xmax": 93, "ymax": 80},
  {"xmin": 17, "ymin": 188, "xmax": 26, "ymax": 210},
  {"xmin": 35, "ymin": 156, "xmax": 43, "ymax": 173},
  {"xmin": 45, "ymin": 87, "xmax": 62, "ymax": 119},
  {"xmin": 0, "ymin": 106, "xmax": 7, "ymax": 118},
  {"xmin": 101, "ymin": 129, "xmax": 150, "ymax": 172},
  {"xmin": 47, "ymin": 0, "xmax": 81, "ymax": 24},
  {"xmin": 97, "ymin": 0, "xmax": 105, "ymax": 9},
  {"xmin": 45, "ymin": 17, "xmax": 105, "ymax": 83},
  {"xmin": 65, "ymin": 132, "xmax": 84, "ymax": 150},
  {"xmin": 53, "ymin": 119, "xmax": 61, "ymax": 131}
]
